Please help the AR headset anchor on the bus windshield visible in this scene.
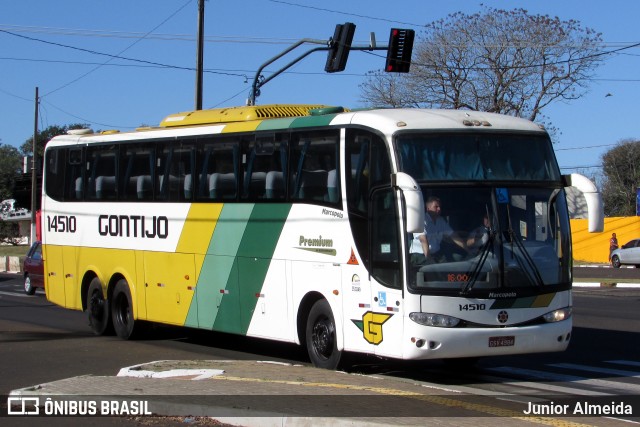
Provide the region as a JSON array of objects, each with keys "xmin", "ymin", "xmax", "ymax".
[
  {"xmin": 396, "ymin": 133, "xmax": 561, "ymax": 182},
  {"xmin": 406, "ymin": 186, "xmax": 571, "ymax": 296},
  {"xmin": 395, "ymin": 132, "xmax": 570, "ymax": 296}
]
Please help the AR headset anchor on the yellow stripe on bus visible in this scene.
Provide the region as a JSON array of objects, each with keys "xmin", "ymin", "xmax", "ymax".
[{"xmin": 176, "ymin": 203, "xmax": 222, "ymax": 256}]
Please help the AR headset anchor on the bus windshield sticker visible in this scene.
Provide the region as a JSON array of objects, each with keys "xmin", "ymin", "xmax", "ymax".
[{"xmin": 496, "ymin": 188, "xmax": 509, "ymax": 204}]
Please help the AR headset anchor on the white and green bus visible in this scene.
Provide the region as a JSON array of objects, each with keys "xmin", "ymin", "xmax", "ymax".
[{"xmin": 42, "ymin": 104, "xmax": 603, "ymax": 369}]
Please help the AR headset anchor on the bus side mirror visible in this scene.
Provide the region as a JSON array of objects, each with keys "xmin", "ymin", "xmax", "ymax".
[
  {"xmin": 393, "ymin": 172, "xmax": 424, "ymax": 233},
  {"xmin": 563, "ymin": 173, "xmax": 604, "ymax": 233}
]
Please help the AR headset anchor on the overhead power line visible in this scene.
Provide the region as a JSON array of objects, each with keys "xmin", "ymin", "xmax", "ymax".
[
  {"xmin": 0, "ymin": 24, "xmax": 299, "ymax": 45},
  {"xmin": 0, "ymin": 28, "xmax": 248, "ymax": 81}
]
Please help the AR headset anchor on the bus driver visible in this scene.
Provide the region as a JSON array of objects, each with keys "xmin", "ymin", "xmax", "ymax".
[{"xmin": 410, "ymin": 196, "xmax": 467, "ymax": 265}]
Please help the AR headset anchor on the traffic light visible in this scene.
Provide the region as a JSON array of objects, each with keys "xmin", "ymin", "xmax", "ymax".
[
  {"xmin": 325, "ymin": 22, "xmax": 356, "ymax": 73},
  {"xmin": 385, "ymin": 28, "xmax": 415, "ymax": 73}
]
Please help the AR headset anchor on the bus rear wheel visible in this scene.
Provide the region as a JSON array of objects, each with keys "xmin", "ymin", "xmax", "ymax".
[
  {"xmin": 111, "ymin": 279, "xmax": 137, "ymax": 339},
  {"xmin": 305, "ymin": 299, "xmax": 341, "ymax": 370},
  {"xmin": 86, "ymin": 278, "xmax": 112, "ymax": 335}
]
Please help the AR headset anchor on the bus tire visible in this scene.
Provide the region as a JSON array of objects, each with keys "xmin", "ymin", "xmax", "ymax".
[
  {"xmin": 111, "ymin": 279, "xmax": 137, "ymax": 340},
  {"xmin": 305, "ymin": 299, "xmax": 341, "ymax": 370},
  {"xmin": 86, "ymin": 278, "xmax": 112, "ymax": 336}
]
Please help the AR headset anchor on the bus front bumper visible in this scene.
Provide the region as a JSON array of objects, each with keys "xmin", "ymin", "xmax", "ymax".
[{"xmin": 402, "ymin": 319, "xmax": 572, "ymax": 360}]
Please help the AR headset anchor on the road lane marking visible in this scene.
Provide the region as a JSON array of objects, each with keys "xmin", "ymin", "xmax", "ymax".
[
  {"xmin": 0, "ymin": 291, "xmax": 30, "ymax": 298},
  {"xmin": 211, "ymin": 375, "xmax": 597, "ymax": 426},
  {"xmin": 488, "ymin": 366, "xmax": 640, "ymax": 394},
  {"xmin": 548, "ymin": 363, "xmax": 640, "ymax": 380}
]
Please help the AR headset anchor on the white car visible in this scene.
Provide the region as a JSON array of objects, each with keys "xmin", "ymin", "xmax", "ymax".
[{"xmin": 610, "ymin": 239, "xmax": 640, "ymax": 268}]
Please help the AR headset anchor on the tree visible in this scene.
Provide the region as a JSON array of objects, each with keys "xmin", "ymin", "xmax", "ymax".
[
  {"xmin": 601, "ymin": 139, "xmax": 640, "ymax": 217},
  {"xmin": 0, "ymin": 144, "xmax": 22, "ymax": 201},
  {"xmin": 20, "ymin": 123, "xmax": 88, "ymax": 160},
  {"xmin": 360, "ymin": 8, "xmax": 603, "ymax": 128},
  {"xmin": 0, "ymin": 221, "xmax": 22, "ymax": 245},
  {"xmin": 2, "ymin": 124, "xmax": 88, "ymax": 210}
]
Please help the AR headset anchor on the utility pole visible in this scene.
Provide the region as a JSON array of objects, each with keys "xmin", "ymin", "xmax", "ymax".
[
  {"xmin": 30, "ymin": 87, "xmax": 39, "ymax": 244},
  {"xmin": 195, "ymin": 0, "xmax": 205, "ymax": 110}
]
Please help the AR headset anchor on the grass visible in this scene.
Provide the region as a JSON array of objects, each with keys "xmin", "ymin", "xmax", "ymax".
[{"xmin": 0, "ymin": 245, "xmax": 30, "ymax": 257}]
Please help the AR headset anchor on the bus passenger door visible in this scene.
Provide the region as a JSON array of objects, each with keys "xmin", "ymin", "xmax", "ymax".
[
  {"xmin": 144, "ymin": 252, "xmax": 196, "ymax": 326},
  {"xmin": 341, "ymin": 261, "xmax": 374, "ymax": 355},
  {"xmin": 369, "ymin": 188, "xmax": 404, "ymax": 360}
]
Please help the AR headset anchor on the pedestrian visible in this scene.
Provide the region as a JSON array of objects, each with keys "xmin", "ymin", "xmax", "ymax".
[{"xmin": 609, "ymin": 232, "xmax": 619, "ymax": 262}]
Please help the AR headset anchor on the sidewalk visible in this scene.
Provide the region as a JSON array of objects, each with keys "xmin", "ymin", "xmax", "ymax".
[{"xmin": 8, "ymin": 360, "xmax": 629, "ymax": 426}]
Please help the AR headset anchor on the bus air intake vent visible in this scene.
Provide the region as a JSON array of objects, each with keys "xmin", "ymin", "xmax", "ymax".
[{"xmin": 159, "ymin": 104, "xmax": 344, "ymax": 127}]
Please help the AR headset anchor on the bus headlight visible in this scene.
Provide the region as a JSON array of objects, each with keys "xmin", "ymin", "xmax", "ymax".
[
  {"xmin": 542, "ymin": 307, "xmax": 572, "ymax": 323},
  {"xmin": 409, "ymin": 312, "xmax": 461, "ymax": 328}
]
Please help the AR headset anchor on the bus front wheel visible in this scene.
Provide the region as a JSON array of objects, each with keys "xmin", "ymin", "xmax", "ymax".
[
  {"xmin": 305, "ymin": 299, "xmax": 342, "ymax": 370},
  {"xmin": 111, "ymin": 279, "xmax": 137, "ymax": 339},
  {"xmin": 86, "ymin": 278, "xmax": 112, "ymax": 335}
]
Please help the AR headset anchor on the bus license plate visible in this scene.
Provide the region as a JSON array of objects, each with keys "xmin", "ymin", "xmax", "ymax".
[{"xmin": 489, "ymin": 336, "xmax": 515, "ymax": 347}]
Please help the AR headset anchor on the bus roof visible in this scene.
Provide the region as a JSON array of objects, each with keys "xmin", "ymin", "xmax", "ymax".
[{"xmin": 47, "ymin": 105, "xmax": 546, "ymax": 147}]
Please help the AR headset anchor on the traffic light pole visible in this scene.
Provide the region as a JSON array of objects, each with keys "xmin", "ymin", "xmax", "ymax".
[
  {"xmin": 247, "ymin": 40, "xmax": 386, "ymax": 106},
  {"xmin": 247, "ymin": 38, "xmax": 327, "ymax": 106}
]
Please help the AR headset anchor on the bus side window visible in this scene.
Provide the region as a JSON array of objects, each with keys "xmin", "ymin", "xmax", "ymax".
[
  {"xmin": 68, "ymin": 148, "xmax": 84, "ymax": 200},
  {"xmin": 265, "ymin": 135, "xmax": 288, "ymax": 200},
  {"xmin": 289, "ymin": 131, "xmax": 339, "ymax": 205},
  {"xmin": 120, "ymin": 144, "xmax": 154, "ymax": 201},
  {"xmin": 156, "ymin": 141, "xmax": 194, "ymax": 201},
  {"xmin": 197, "ymin": 138, "xmax": 239, "ymax": 201},
  {"xmin": 241, "ymin": 141, "xmax": 267, "ymax": 200},
  {"xmin": 87, "ymin": 145, "xmax": 119, "ymax": 201},
  {"xmin": 244, "ymin": 133, "xmax": 289, "ymax": 201},
  {"xmin": 44, "ymin": 148, "xmax": 65, "ymax": 202}
]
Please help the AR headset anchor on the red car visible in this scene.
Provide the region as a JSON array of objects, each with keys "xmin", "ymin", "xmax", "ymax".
[{"xmin": 23, "ymin": 241, "xmax": 44, "ymax": 295}]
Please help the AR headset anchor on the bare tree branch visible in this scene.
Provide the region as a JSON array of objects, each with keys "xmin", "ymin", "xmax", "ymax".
[{"xmin": 360, "ymin": 7, "xmax": 604, "ymax": 132}]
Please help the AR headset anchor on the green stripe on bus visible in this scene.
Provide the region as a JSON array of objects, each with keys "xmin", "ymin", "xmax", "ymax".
[
  {"xmin": 188, "ymin": 204, "xmax": 291, "ymax": 334},
  {"xmin": 255, "ymin": 117, "xmax": 297, "ymax": 131},
  {"xmin": 186, "ymin": 204, "xmax": 253, "ymax": 329},
  {"xmin": 289, "ymin": 114, "xmax": 339, "ymax": 128},
  {"xmin": 235, "ymin": 204, "xmax": 291, "ymax": 332},
  {"xmin": 254, "ymin": 114, "xmax": 339, "ymax": 131}
]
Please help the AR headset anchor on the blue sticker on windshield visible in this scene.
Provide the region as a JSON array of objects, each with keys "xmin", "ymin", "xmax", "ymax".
[{"xmin": 496, "ymin": 188, "xmax": 509, "ymax": 204}]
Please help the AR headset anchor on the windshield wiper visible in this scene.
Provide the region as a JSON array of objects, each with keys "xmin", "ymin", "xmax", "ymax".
[
  {"xmin": 460, "ymin": 231, "xmax": 494, "ymax": 295},
  {"xmin": 505, "ymin": 207, "xmax": 544, "ymax": 288}
]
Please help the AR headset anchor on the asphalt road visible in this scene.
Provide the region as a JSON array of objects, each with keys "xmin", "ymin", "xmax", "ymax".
[{"xmin": 1, "ymin": 271, "xmax": 639, "ymax": 425}]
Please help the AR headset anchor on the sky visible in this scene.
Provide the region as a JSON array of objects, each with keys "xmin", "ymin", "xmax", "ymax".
[{"xmin": 1, "ymin": 0, "xmax": 639, "ymax": 181}]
